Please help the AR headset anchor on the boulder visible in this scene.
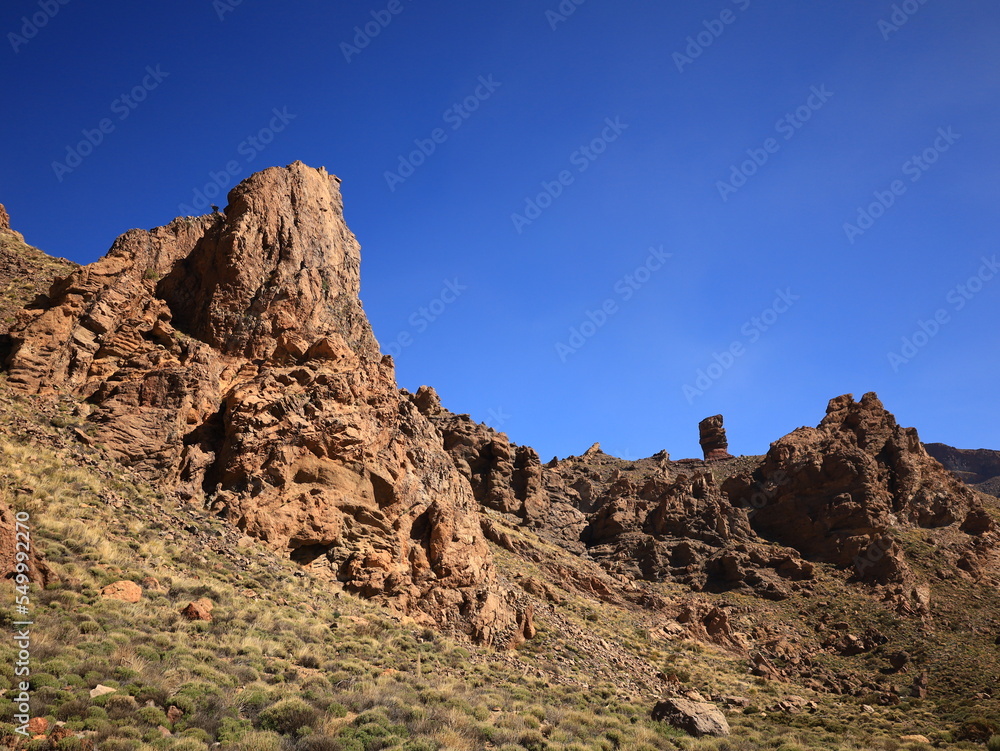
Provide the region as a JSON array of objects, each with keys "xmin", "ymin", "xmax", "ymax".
[
  {"xmin": 181, "ymin": 600, "xmax": 213, "ymax": 621},
  {"xmin": 651, "ymin": 698, "xmax": 730, "ymax": 737},
  {"xmin": 100, "ymin": 581, "xmax": 142, "ymax": 603}
]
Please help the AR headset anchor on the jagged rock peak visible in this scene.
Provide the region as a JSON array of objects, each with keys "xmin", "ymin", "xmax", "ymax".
[
  {"xmin": 158, "ymin": 161, "xmax": 376, "ymax": 361},
  {"xmin": 0, "ymin": 203, "xmax": 9, "ymax": 231},
  {"xmin": 723, "ymin": 390, "xmax": 991, "ymax": 585}
]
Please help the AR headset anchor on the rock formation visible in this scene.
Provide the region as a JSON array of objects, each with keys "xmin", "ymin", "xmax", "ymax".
[
  {"xmin": 724, "ymin": 393, "xmax": 993, "ymax": 583},
  {"xmin": 3, "ymin": 163, "xmax": 529, "ymax": 645},
  {"xmin": 0, "ymin": 203, "xmax": 9, "ymax": 231},
  {"xmin": 413, "ymin": 386, "xmax": 548, "ymax": 521},
  {"xmin": 699, "ymin": 415, "xmax": 733, "ymax": 461}
]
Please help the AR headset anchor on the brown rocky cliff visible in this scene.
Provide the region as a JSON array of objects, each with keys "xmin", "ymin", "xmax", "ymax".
[
  {"xmin": 724, "ymin": 393, "xmax": 993, "ymax": 584},
  {"xmin": 3, "ymin": 163, "xmax": 528, "ymax": 645}
]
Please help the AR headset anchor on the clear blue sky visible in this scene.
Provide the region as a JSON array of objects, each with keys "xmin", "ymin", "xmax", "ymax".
[{"xmin": 2, "ymin": 0, "xmax": 998, "ymax": 460}]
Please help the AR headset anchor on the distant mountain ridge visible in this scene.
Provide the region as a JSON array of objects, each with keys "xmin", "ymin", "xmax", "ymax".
[{"xmin": 925, "ymin": 442, "xmax": 1000, "ymax": 497}]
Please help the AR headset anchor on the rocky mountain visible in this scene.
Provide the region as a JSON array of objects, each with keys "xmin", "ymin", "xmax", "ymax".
[
  {"xmin": 3, "ymin": 168, "xmax": 531, "ymax": 647},
  {"xmin": 926, "ymin": 443, "xmax": 1000, "ymax": 498},
  {"xmin": 2, "ymin": 168, "xmax": 999, "ymax": 750}
]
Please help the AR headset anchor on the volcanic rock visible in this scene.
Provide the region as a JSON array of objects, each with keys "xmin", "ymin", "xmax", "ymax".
[
  {"xmin": 181, "ymin": 600, "xmax": 213, "ymax": 621},
  {"xmin": 925, "ymin": 443, "xmax": 1000, "ymax": 498},
  {"xmin": 724, "ymin": 393, "xmax": 992, "ymax": 583},
  {"xmin": 4, "ymin": 162, "xmax": 527, "ymax": 645},
  {"xmin": 101, "ymin": 580, "xmax": 142, "ymax": 603},
  {"xmin": 699, "ymin": 415, "xmax": 733, "ymax": 461},
  {"xmin": 416, "ymin": 388, "xmax": 547, "ymax": 521},
  {"xmin": 0, "ymin": 204, "xmax": 9, "ymax": 231},
  {"xmin": 651, "ymin": 697, "xmax": 730, "ymax": 737}
]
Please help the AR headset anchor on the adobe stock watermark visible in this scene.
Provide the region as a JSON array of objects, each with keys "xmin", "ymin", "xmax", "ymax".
[
  {"xmin": 673, "ymin": 0, "xmax": 752, "ymax": 73},
  {"xmin": 11, "ymin": 511, "xmax": 33, "ymax": 737},
  {"xmin": 843, "ymin": 126, "xmax": 960, "ymax": 244},
  {"xmin": 887, "ymin": 255, "xmax": 998, "ymax": 372},
  {"xmin": 546, "ymin": 0, "xmax": 587, "ymax": 30},
  {"xmin": 382, "ymin": 279, "xmax": 467, "ymax": 358},
  {"xmin": 7, "ymin": 0, "xmax": 70, "ymax": 53},
  {"xmin": 682, "ymin": 288, "xmax": 799, "ymax": 404},
  {"xmin": 178, "ymin": 107, "xmax": 296, "ymax": 215},
  {"xmin": 384, "ymin": 75, "xmax": 502, "ymax": 192},
  {"xmin": 341, "ymin": 0, "xmax": 414, "ymax": 63},
  {"xmin": 510, "ymin": 116, "xmax": 628, "ymax": 234},
  {"xmin": 878, "ymin": 0, "xmax": 930, "ymax": 41},
  {"xmin": 717, "ymin": 85, "xmax": 833, "ymax": 202},
  {"xmin": 555, "ymin": 245, "xmax": 671, "ymax": 362},
  {"xmin": 51, "ymin": 65, "xmax": 170, "ymax": 182},
  {"xmin": 213, "ymin": 0, "xmax": 247, "ymax": 21}
]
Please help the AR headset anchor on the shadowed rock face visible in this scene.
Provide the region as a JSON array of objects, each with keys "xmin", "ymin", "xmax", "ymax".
[{"xmin": 4, "ymin": 162, "xmax": 529, "ymax": 646}]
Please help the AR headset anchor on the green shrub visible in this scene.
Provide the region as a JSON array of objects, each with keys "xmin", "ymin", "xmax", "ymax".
[
  {"xmin": 257, "ymin": 698, "xmax": 318, "ymax": 736},
  {"xmin": 229, "ymin": 730, "xmax": 283, "ymax": 751},
  {"xmin": 986, "ymin": 735, "xmax": 1000, "ymax": 751}
]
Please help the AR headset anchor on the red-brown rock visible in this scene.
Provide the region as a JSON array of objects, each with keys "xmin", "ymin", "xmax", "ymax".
[
  {"xmin": 4, "ymin": 162, "xmax": 528, "ymax": 646},
  {"xmin": 0, "ymin": 500, "xmax": 53, "ymax": 586},
  {"xmin": 181, "ymin": 600, "xmax": 213, "ymax": 621},
  {"xmin": 699, "ymin": 415, "xmax": 733, "ymax": 461},
  {"xmin": 724, "ymin": 393, "xmax": 992, "ymax": 583},
  {"xmin": 100, "ymin": 580, "xmax": 142, "ymax": 603}
]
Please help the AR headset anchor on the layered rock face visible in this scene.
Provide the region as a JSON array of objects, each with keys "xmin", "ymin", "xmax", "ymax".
[
  {"xmin": 724, "ymin": 393, "xmax": 993, "ymax": 583},
  {"xmin": 4, "ymin": 163, "xmax": 528, "ymax": 645}
]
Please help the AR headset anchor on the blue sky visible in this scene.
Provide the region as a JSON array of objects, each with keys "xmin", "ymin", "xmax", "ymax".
[{"xmin": 2, "ymin": 0, "xmax": 998, "ymax": 460}]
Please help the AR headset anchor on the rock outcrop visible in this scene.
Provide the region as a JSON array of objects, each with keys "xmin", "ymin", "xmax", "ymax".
[
  {"xmin": 413, "ymin": 386, "xmax": 548, "ymax": 521},
  {"xmin": 0, "ymin": 203, "xmax": 9, "ymax": 231},
  {"xmin": 3, "ymin": 163, "xmax": 528, "ymax": 645},
  {"xmin": 724, "ymin": 393, "xmax": 993, "ymax": 583},
  {"xmin": 699, "ymin": 415, "xmax": 733, "ymax": 461},
  {"xmin": 652, "ymin": 698, "xmax": 730, "ymax": 737}
]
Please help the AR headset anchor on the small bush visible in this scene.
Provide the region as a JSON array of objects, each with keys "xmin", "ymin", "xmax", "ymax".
[
  {"xmin": 986, "ymin": 735, "xmax": 1000, "ymax": 751},
  {"xmin": 257, "ymin": 698, "xmax": 318, "ymax": 736}
]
